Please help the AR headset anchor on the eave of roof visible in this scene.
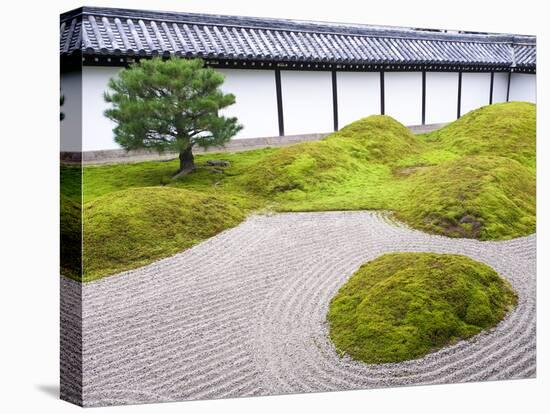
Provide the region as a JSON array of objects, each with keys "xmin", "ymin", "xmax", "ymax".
[{"xmin": 60, "ymin": 6, "xmax": 536, "ymax": 70}]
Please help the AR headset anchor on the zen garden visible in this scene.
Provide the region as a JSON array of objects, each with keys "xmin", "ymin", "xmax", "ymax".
[{"xmin": 61, "ymin": 57, "xmax": 535, "ymax": 368}]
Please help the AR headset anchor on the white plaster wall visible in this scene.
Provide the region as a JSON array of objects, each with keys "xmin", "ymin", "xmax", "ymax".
[
  {"xmin": 60, "ymin": 71, "xmax": 82, "ymax": 151},
  {"xmin": 509, "ymin": 73, "xmax": 536, "ymax": 103},
  {"xmin": 492, "ymin": 72, "xmax": 509, "ymax": 103},
  {"xmin": 82, "ymin": 66, "xmax": 122, "ymax": 151},
  {"xmin": 460, "ymin": 72, "xmax": 491, "ymax": 115},
  {"xmin": 217, "ymin": 69, "xmax": 279, "ymax": 138},
  {"xmin": 336, "ymin": 72, "xmax": 380, "ymax": 128},
  {"xmin": 280, "ymin": 71, "xmax": 333, "ymax": 135},
  {"xmin": 425, "ymin": 72, "xmax": 459, "ymax": 124},
  {"xmin": 79, "ymin": 66, "xmax": 528, "ymax": 151},
  {"xmin": 384, "ymin": 72, "xmax": 422, "ymax": 126},
  {"xmin": 82, "ymin": 66, "xmax": 281, "ymax": 151}
]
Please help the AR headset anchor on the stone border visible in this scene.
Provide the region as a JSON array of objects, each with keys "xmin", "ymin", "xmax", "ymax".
[{"xmin": 60, "ymin": 123, "xmax": 447, "ymax": 165}]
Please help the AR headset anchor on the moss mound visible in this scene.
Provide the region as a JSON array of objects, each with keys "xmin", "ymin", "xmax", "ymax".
[
  {"xmin": 396, "ymin": 155, "xmax": 536, "ymax": 240},
  {"xmin": 242, "ymin": 139, "xmax": 354, "ymax": 195},
  {"xmin": 78, "ymin": 103, "xmax": 536, "ymax": 280},
  {"xmin": 243, "ymin": 115, "xmax": 420, "ymax": 195},
  {"xmin": 82, "ymin": 187, "xmax": 247, "ymax": 281},
  {"xmin": 333, "ymin": 115, "xmax": 420, "ymax": 162},
  {"xmin": 427, "ymin": 102, "xmax": 536, "ymax": 170},
  {"xmin": 327, "ymin": 253, "xmax": 517, "ymax": 364}
]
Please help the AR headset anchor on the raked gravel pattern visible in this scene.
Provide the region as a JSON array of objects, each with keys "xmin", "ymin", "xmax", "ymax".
[{"xmin": 60, "ymin": 211, "xmax": 536, "ymax": 406}]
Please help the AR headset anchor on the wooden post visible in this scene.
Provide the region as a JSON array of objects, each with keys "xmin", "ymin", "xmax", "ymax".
[
  {"xmin": 506, "ymin": 71, "xmax": 512, "ymax": 102},
  {"xmin": 489, "ymin": 71, "xmax": 494, "ymax": 104},
  {"xmin": 275, "ymin": 69, "xmax": 284, "ymax": 136},
  {"xmin": 332, "ymin": 70, "xmax": 338, "ymax": 131},
  {"xmin": 380, "ymin": 71, "xmax": 385, "ymax": 115},
  {"xmin": 422, "ymin": 70, "xmax": 426, "ymax": 125},
  {"xmin": 457, "ymin": 71, "xmax": 462, "ymax": 119}
]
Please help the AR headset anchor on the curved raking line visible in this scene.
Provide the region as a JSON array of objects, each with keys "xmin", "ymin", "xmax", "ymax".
[{"xmin": 61, "ymin": 211, "xmax": 535, "ymax": 407}]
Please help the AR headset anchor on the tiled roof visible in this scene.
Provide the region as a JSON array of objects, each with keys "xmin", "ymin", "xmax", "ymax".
[{"xmin": 60, "ymin": 7, "xmax": 536, "ymax": 69}]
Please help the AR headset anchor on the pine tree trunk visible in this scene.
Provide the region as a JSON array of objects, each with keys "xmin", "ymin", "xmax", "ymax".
[{"xmin": 174, "ymin": 146, "xmax": 195, "ymax": 177}]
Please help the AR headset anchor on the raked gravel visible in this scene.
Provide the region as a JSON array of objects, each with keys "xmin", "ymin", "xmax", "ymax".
[{"xmin": 60, "ymin": 211, "xmax": 536, "ymax": 406}]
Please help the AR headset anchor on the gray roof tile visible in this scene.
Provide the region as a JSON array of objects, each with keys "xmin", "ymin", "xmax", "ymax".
[{"xmin": 60, "ymin": 6, "xmax": 536, "ymax": 69}]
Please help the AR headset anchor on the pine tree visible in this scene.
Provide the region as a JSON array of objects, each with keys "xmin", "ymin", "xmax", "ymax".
[{"xmin": 104, "ymin": 58, "xmax": 242, "ymax": 176}]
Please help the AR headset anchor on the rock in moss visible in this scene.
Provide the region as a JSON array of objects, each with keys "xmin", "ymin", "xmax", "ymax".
[{"xmin": 206, "ymin": 159, "xmax": 231, "ymax": 167}]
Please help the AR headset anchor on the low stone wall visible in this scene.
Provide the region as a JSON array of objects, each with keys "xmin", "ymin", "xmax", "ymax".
[
  {"xmin": 61, "ymin": 123, "xmax": 447, "ymax": 165},
  {"xmin": 408, "ymin": 123, "xmax": 447, "ymax": 134}
]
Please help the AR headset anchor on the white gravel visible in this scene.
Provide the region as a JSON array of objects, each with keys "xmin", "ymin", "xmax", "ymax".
[{"xmin": 60, "ymin": 211, "xmax": 536, "ymax": 406}]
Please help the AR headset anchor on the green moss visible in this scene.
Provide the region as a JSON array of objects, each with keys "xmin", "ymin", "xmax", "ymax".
[
  {"xmin": 82, "ymin": 160, "xmax": 178, "ymax": 202},
  {"xmin": 395, "ymin": 155, "xmax": 536, "ymax": 240},
  {"xmin": 78, "ymin": 102, "xmax": 536, "ymax": 280},
  {"xmin": 81, "ymin": 147, "xmax": 278, "ymax": 202},
  {"xmin": 242, "ymin": 115, "xmax": 421, "ymax": 196},
  {"xmin": 263, "ymin": 105, "xmax": 536, "ymax": 240},
  {"xmin": 242, "ymin": 140, "xmax": 354, "ymax": 195},
  {"xmin": 427, "ymin": 102, "xmax": 536, "ymax": 171},
  {"xmin": 82, "ymin": 187, "xmax": 248, "ymax": 282},
  {"xmin": 60, "ymin": 164, "xmax": 83, "ymax": 202},
  {"xmin": 60, "ymin": 194, "xmax": 82, "ymax": 280},
  {"xmin": 61, "ymin": 164, "xmax": 82, "ymax": 280},
  {"xmin": 327, "ymin": 253, "xmax": 517, "ymax": 364},
  {"xmin": 332, "ymin": 114, "xmax": 421, "ymax": 163}
]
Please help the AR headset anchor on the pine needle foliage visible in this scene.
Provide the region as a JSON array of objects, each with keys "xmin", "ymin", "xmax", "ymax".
[{"xmin": 104, "ymin": 58, "xmax": 242, "ymax": 175}]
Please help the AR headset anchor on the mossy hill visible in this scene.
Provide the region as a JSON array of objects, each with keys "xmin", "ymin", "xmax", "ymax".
[
  {"xmin": 61, "ymin": 102, "xmax": 535, "ymax": 280},
  {"xmin": 327, "ymin": 253, "xmax": 517, "ymax": 363}
]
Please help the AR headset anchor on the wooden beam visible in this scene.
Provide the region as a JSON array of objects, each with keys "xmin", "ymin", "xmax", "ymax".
[
  {"xmin": 275, "ymin": 69, "xmax": 284, "ymax": 136},
  {"xmin": 506, "ymin": 71, "xmax": 512, "ymax": 102},
  {"xmin": 77, "ymin": 54, "xmax": 536, "ymax": 75},
  {"xmin": 421, "ymin": 70, "xmax": 426, "ymax": 125},
  {"xmin": 457, "ymin": 71, "xmax": 462, "ymax": 119},
  {"xmin": 489, "ymin": 71, "xmax": 494, "ymax": 104},
  {"xmin": 380, "ymin": 71, "xmax": 385, "ymax": 115},
  {"xmin": 332, "ymin": 70, "xmax": 338, "ymax": 131}
]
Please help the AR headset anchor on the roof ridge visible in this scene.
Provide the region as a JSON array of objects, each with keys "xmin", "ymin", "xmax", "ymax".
[
  {"xmin": 60, "ymin": 6, "xmax": 536, "ymax": 45},
  {"xmin": 59, "ymin": 6, "xmax": 536, "ymax": 70}
]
